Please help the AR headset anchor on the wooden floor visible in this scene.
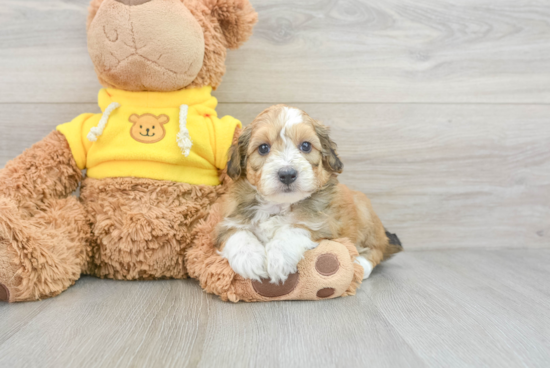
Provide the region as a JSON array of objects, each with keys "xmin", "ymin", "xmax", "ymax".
[
  {"xmin": 1, "ymin": 0, "xmax": 550, "ymax": 367},
  {"xmin": 1, "ymin": 249, "xmax": 549, "ymax": 368}
]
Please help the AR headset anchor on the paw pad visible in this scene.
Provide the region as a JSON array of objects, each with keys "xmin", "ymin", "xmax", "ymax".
[
  {"xmin": 315, "ymin": 253, "xmax": 340, "ymax": 298},
  {"xmin": 0, "ymin": 283, "xmax": 9, "ymax": 302},
  {"xmin": 251, "ymin": 272, "xmax": 299, "ymax": 298},
  {"xmin": 316, "ymin": 287, "xmax": 335, "ymax": 298},
  {"xmin": 315, "ymin": 253, "xmax": 340, "ymax": 276}
]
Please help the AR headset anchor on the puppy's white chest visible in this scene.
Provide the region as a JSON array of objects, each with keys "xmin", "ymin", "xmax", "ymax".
[
  {"xmin": 255, "ymin": 216, "xmax": 290, "ymax": 243},
  {"xmin": 252, "ymin": 203, "xmax": 292, "ymax": 244}
]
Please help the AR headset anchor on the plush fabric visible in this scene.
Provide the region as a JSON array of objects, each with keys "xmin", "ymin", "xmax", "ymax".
[
  {"xmin": 185, "ymin": 0, "xmax": 258, "ymax": 90},
  {"xmin": 88, "ymin": 0, "xmax": 205, "ymax": 91},
  {"xmin": 0, "ymin": 131, "xmax": 233, "ymax": 302},
  {"xmin": 57, "ymin": 87, "xmax": 241, "ymax": 185},
  {"xmin": 0, "ymin": 132, "xmax": 90, "ymax": 302},
  {"xmin": 81, "ymin": 177, "xmax": 226, "ymax": 280},
  {"xmin": 0, "ymin": 0, "xmax": 258, "ymax": 302}
]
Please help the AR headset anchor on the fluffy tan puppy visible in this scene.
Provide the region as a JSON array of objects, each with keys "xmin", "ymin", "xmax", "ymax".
[{"xmin": 216, "ymin": 105, "xmax": 402, "ymax": 284}]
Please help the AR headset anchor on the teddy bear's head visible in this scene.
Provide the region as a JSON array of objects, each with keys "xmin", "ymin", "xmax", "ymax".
[{"xmin": 87, "ymin": 0, "xmax": 257, "ymax": 92}]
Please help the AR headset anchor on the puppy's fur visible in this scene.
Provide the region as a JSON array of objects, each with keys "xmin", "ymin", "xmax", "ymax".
[{"xmin": 216, "ymin": 105, "xmax": 402, "ymax": 283}]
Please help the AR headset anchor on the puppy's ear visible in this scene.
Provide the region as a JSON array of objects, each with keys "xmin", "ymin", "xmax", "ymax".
[
  {"xmin": 313, "ymin": 122, "xmax": 344, "ymax": 174},
  {"xmin": 227, "ymin": 125, "xmax": 252, "ymax": 180},
  {"xmin": 208, "ymin": 0, "xmax": 258, "ymax": 49}
]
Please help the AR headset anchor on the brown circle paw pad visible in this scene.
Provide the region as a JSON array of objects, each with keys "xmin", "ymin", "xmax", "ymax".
[
  {"xmin": 315, "ymin": 253, "xmax": 340, "ymax": 276},
  {"xmin": 252, "ymin": 272, "xmax": 299, "ymax": 298},
  {"xmin": 316, "ymin": 287, "xmax": 335, "ymax": 298},
  {"xmin": 0, "ymin": 283, "xmax": 10, "ymax": 302}
]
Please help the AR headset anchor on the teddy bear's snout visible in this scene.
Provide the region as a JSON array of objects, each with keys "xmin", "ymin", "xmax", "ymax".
[
  {"xmin": 115, "ymin": 0, "xmax": 152, "ymax": 6},
  {"xmin": 89, "ymin": 0, "xmax": 206, "ymax": 91}
]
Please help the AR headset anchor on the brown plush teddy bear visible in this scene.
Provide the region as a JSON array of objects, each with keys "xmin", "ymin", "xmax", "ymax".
[
  {"xmin": 0, "ymin": 0, "xmax": 364, "ymax": 303},
  {"xmin": 0, "ymin": 0, "xmax": 257, "ymax": 302}
]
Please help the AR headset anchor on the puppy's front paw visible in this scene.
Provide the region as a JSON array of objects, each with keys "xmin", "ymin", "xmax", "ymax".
[
  {"xmin": 265, "ymin": 245, "xmax": 302, "ymax": 284},
  {"xmin": 265, "ymin": 227, "xmax": 318, "ymax": 284},
  {"xmin": 266, "ymin": 240, "xmax": 318, "ymax": 284},
  {"xmin": 220, "ymin": 231, "xmax": 268, "ymax": 281}
]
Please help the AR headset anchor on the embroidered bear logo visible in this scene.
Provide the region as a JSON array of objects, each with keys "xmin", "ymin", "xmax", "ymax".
[{"xmin": 129, "ymin": 114, "xmax": 169, "ymax": 144}]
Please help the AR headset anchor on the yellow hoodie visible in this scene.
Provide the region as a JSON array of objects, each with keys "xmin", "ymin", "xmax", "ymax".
[{"xmin": 57, "ymin": 86, "xmax": 241, "ymax": 186}]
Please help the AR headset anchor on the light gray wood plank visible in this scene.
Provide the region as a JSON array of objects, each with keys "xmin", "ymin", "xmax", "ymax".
[
  {"xmin": 2, "ymin": 0, "xmax": 550, "ymax": 104},
  {"xmin": 197, "ymin": 288, "xmax": 426, "ymax": 368},
  {"xmin": 0, "ymin": 298, "xmax": 55, "ymax": 346},
  {"xmin": 1, "ymin": 103, "xmax": 549, "ymax": 250},
  {"xmin": 367, "ymin": 249, "xmax": 550, "ymax": 368},
  {"xmin": 196, "ymin": 249, "xmax": 550, "ymax": 368},
  {"xmin": 0, "ymin": 277, "xmax": 210, "ymax": 368},
  {"xmin": 1, "ymin": 249, "xmax": 549, "ymax": 368},
  {"xmin": 0, "ymin": 0, "xmax": 101, "ymax": 103}
]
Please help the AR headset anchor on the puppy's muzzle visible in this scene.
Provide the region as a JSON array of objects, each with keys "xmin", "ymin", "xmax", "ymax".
[{"xmin": 278, "ymin": 168, "xmax": 298, "ymax": 185}]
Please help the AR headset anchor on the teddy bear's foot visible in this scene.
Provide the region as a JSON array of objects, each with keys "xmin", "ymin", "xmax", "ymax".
[
  {"xmin": 0, "ymin": 283, "xmax": 9, "ymax": 302},
  {"xmin": 229, "ymin": 239, "xmax": 364, "ymax": 302},
  {"xmin": 0, "ymin": 195, "xmax": 90, "ymax": 302}
]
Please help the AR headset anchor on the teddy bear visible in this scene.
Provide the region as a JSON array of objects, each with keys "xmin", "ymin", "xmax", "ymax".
[{"xmin": 0, "ymin": 0, "xmax": 364, "ymax": 303}]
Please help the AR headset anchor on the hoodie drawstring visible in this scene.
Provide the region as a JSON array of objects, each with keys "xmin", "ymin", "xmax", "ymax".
[
  {"xmin": 87, "ymin": 102, "xmax": 120, "ymax": 142},
  {"xmin": 176, "ymin": 104, "xmax": 192, "ymax": 157}
]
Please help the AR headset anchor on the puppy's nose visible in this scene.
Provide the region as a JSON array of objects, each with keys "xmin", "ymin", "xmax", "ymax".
[
  {"xmin": 278, "ymin": 168, "xmax": 298, "ymax": 185},
  {"xmin": 114, "ymin": 0, "xmax": 152, "ymax": 6}
]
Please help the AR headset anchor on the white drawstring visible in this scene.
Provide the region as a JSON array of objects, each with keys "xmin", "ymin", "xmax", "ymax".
[
  {"xmin": 87, "ymin": 102, "xmax": 120, "ymax": 142},
  {"xmin": 176, "ymin": 104, "xmax": 193, "ymax": 157}
]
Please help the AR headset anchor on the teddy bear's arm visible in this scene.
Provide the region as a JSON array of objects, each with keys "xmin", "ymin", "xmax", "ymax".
[{"xmin": 0, "ymin": 131, "xmax": 82, "ymax": 206}]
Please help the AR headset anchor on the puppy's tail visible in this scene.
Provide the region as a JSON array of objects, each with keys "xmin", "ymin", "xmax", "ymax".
[{"xmin": 383, "ymin": 228, "xmax": 403, "ymax": 258}]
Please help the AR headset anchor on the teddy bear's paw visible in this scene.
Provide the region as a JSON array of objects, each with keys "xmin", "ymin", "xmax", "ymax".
[
  {"xmin": 0, "ymin": 195, "xmax": 89, "ymax": 302},
  {"xmin": 246, "ymin": 239, "xmax": 362, "ymax": 301},
  {"xmin": 0, "ymin": 283, "xmax": 10, "ymax": 302}
]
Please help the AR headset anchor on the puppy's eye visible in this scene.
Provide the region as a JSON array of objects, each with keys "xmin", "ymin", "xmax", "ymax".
[
  {"xmin": 258, "ymin": 144, "xmax": 270, "ymax": 155},
  {"xmin": 140, "ymin": 125, "xmax": 142, "ymax": 128},
  {"xmin": 152, "ymin": 126, "xmax": 155, "ymax": 129},
  {"xmin": 300, "ymin": 141, "xmax": 312, "ymax": 153}
]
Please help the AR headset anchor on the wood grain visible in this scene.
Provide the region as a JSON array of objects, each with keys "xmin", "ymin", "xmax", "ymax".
[
  {"xmin": 1, "ymin": 249, "xmax": 549, "ymax": 367},
  {"xmin": 2, "ymin": 0, "xmax": 550, "ymax": 103},
  {"xmin": 0, "ymin": 278, "xmax": 210, "ymax": 368}
]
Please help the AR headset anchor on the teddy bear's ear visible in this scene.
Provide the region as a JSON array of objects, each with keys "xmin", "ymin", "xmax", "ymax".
[
  {"xmin": 129, "ymin": 114, "xmax": 140, "ymax": 124},
  {"xmin": 87, "ymin": 0, "xmax": 106, "ymax": 30},
  {"xmin": 207, "ymin": 0, "xmax": 258, "ymax": 49},
  {"xmin": 158, "ymin": 115, "xmax": 170, "ymax": 124}
]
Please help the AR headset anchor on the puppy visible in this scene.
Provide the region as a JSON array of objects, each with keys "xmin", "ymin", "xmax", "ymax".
[{"xmin": 216, "ymin": 105, "xmax": 402, "ymax": 283}]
